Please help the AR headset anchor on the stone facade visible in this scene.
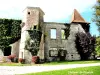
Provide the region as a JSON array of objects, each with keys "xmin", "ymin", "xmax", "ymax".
[
  {"xmin": 66, "ymin": 24, "xmax": 85, "ymax": 60},
  {"xmin": 11, "ymin": 39, "xmax": 20, "ymax": 57},
  {"xmin": 44, "ymin": 22, "xmax": 69, "ymax": 61},
  {"xmin": 10, "ymin": 7, "xmax": 94, "ymax": 63},
  {"xmin": 0, "ymin": 49, "xmax": 3, "ymax": 56}
]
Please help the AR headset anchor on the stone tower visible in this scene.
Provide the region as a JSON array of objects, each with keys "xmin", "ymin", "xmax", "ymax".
[
  {"xmin": 19, "ymin": 7, "xmax": 45, "ymax": 63},
  {"xmin": 21, "ymin": 7, "xmax": 44, "ymax": 31},
  {"xmin": 66, "ymin": 9, "xmax": 90, "ymax": 60}
]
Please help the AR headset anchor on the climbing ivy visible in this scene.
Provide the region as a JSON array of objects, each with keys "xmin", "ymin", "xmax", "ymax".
[
  {"xmin": 25, "ymin": 30, "xmax": 42, "ymax": 56},
  {"xmin": 0, "ymin": 18, "xmax": 21, "ymax": 50}
]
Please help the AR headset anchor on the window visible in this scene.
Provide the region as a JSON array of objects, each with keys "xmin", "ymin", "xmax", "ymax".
[
  {"xmin": 50, "ymin": 29, "xmax": 56, "ymax": 39},
  {"xmin": 28, "ymin": 12, "xmax": 30, "ymax": 15},
  {"xmin": 34, "ymin": 26, "xmax": 37, "ymax": 29},
  {"xmin": 49, "ymin": 50, "xmax": 58, "ymax": 57},
  {"xmin": 61, "ymin": 29, "xmax": 66, "ymax": 39},
  {"xmin": 58, "ymin": 49, "xmax": 67, "ymax": 56},
  {"xmin": 49, "ymin": 48, "xmax": 58, "ymax": 57}
]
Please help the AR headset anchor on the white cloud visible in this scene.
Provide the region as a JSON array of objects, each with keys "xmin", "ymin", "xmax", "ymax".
[{"xmin": 0, "ymin": 0, "xmax": 96, "ymax": 22}]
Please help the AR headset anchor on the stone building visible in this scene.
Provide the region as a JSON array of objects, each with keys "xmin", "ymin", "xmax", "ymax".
[{"xmin": 8, "ymin": 7, "xmax": 95, "ymax": 63}]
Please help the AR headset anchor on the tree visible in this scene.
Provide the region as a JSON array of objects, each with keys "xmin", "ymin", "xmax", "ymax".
[
  {"xmin": 93, "ymin": 0, "xmax": 100, "ymax": 33},
  {"xmin": 95, "ymin": 36, "xmax": 100, "ymax": 56},
  {"xmin": 75, "ymin": 32, "xmax": 96, "ymax": 60},
  {"xmin": 93, "ymin": 0, "xmax": 100, "ymax": 56}
]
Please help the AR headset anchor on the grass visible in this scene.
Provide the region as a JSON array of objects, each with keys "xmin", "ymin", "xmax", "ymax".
[
  {"xmin": 43, "ymin": 60, "xmax": 100, "ymax": 65},
  {"xmin": 0, "ymin": 62, "xmax": 32, "ymax": 66},
  {"xmin": 0, "ymin": 60, "xmax": 100, "ymax": 66},
  {"xmin": 20, "ymin": 66, "xmax": 100, "ymax": 75}
]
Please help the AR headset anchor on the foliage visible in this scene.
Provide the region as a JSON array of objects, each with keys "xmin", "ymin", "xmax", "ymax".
[
  {"xmin": 19, "ymin": 58, "xmax": 25, "ymax": 64},
  {"xmin": 7, "ymin": 54, "xmax": 16, "ymax": 62},
  {"xmin": 25, "ymin": 30, "xmax": 42, "ymax": 56},
  {"xmin": 7, "ymin": 54, "xmax": 16, "ymax": 59},
  {"xmin": 32, "ymin": 56, "xmax": 40, "ymax": 64},
  {"xmin": 0, "ymin": 18, "xmax": 21, "ymax": 50},
  {"xmin": 21, "ymin": 66, "xmax": 100, "ymax": 75},
  {"xmin": 93, "ymin": 0, "xmax": 100, "ymax": 56},
  {"xmin": 75, "ymin": 32, "xmax": 96, "ymax": 60},
  {"xmin": 93, "ymin": 0, "xmax": 100, "ymax": 33},
  {"xmin": 64, "ymin": 25, "xmax": 70, "ymax": 39},
  {"xmin": 95, "ymin": 36, "xmax": 100, "ymax": 56}
]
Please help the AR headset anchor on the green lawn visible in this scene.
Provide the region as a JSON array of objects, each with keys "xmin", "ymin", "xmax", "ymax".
[
  {"xmin": 0, "ymin": 60, "xmax": 100, "ymax": 66},
  {"xmin": 20, "ymin": 66, "xmax": 100, "ymax": 75},
  {"xmin": 0, "ymin": 62, "xmax": 32, "ymax": 66},
  {"xmin": 43, "ymin": 60, "xmax": 100, "ymax": 65}
]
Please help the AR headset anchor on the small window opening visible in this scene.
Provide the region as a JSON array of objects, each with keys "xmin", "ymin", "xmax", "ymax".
[
  {"xmin": 61, "ymin": 29, "xmax": 67, "ymax": 39},
  {"xmin": 49, "ymin": 50, "xmax": 58, "ymax": 57},
  {"xmin": 28, "ymin": 12, "xmax": 30, "ymax": 15},
  {"xmin": 34, "ymin": 26, "xmax": 37, "ymax": 29},
  {"xmin": 71, "ymin": 55, "xmax": 73, "ymax": 58}
]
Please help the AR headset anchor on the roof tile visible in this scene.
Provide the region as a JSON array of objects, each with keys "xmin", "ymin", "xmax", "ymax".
[{"xmin": 71, "ymin": 9, "xmax": 89, "ymax": 24}]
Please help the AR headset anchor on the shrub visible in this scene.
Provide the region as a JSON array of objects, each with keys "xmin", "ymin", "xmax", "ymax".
[
  {"xmin": 19, "ymin": 58, "xmax": 25, "ymax": 64},
  {"xmin": 32, "ymin": 56, "xmax": 40, "ymax": 64},
  {"xmin": 7, "ymin": 54, "xmax": 16, "ymax": 62},
  {"xmin": 75, "ymin": 32, "xmax": 96, "ymax": 60}
]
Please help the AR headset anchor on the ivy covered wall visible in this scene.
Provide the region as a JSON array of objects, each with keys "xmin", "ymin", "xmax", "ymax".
[{"xmin": 0, "ymin": 18, "xmax": 21, "ymax": 50}]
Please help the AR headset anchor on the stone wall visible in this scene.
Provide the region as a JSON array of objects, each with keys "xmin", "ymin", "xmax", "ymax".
[
  {"xmin": 44, "ymin": 22, "xmax": 86, "ymax": 61},
  {"xmin": 19, "ymin": 7, "xmax": 44, "ymax": 63},
  {"xmin": 19, "ymin": 30, "xmax": 32, "ymax": 63},
  {"xmin": 0, "ymin": 49, "xmax": 3, "ymax": 56},
  {"xmin": 22, "ymin": 7, "xmax": 44, "ymax": 32},
  {"xmin": 19, "ymin": 7, "xmax": 90, "ymax": 63},
  {"xmin": 66, "ymin": 23, "xmax": 86, "ymax": 60},
  {"xmin": 11, "ymin": 39, "xmax": 20, "ymax": 57},
  {"xmin": 44, "ymin": 22, "xmax": 69, "ymax": 61},
  {"xmin": 38, "ymin": 34, "xmax": 44, "ymax": 60}
]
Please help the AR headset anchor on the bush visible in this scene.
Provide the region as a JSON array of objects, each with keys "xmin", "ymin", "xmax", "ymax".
[
  {"xmin": 7, "ymin": 54, "xmax": 16, "ymax": 62},
  {"xmin": 32, "ymin": 56, "xmax": 40, "ymax": 64},
  {"xmin": 19, "ymin": 58, "xmax": 25, "ymax": 64}
]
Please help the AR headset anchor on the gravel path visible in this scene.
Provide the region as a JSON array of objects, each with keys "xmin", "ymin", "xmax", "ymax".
[{"xmin": 0, "ymin": 63, "xmax": 100, "ymax": 75}]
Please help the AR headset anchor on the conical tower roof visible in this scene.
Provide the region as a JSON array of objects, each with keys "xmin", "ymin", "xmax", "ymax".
[{"xmin": 71, "ymin": 9, "xmax": 89, "ymax": 24}]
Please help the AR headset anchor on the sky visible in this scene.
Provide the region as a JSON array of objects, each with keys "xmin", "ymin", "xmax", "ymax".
[{"xmin": 0, "ymin": 0, "xmax": 99, "ymax": 36}]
